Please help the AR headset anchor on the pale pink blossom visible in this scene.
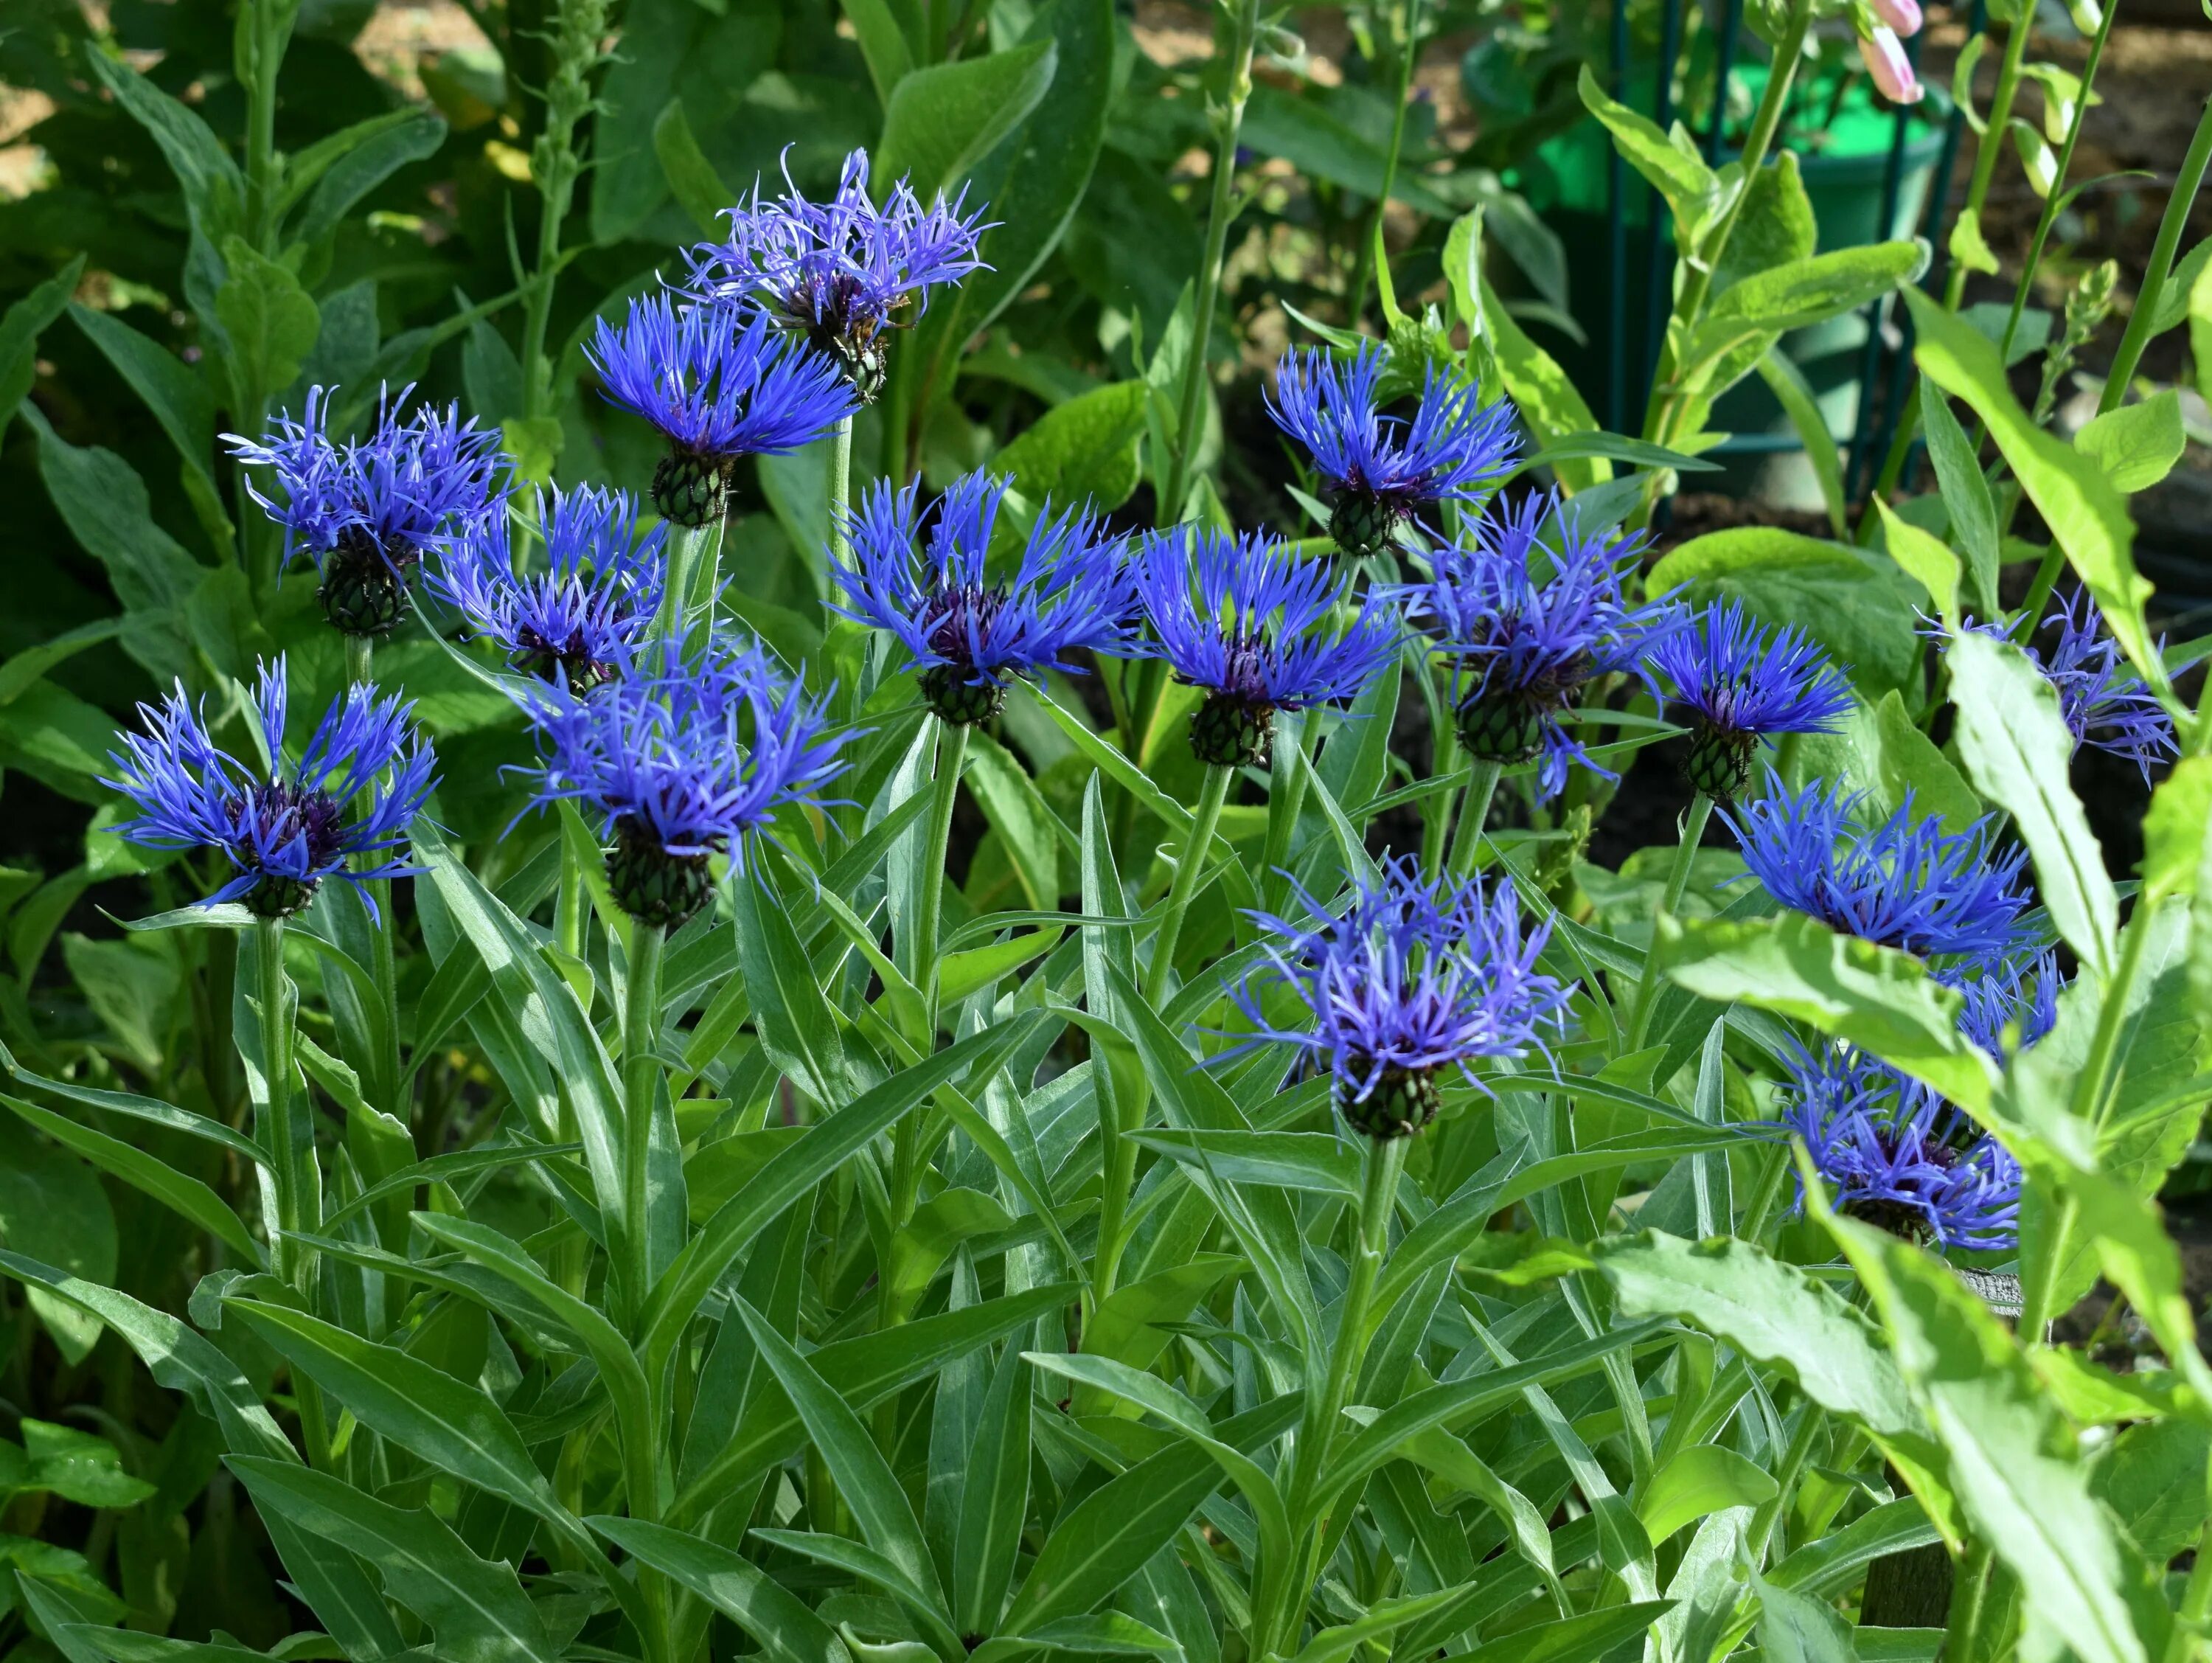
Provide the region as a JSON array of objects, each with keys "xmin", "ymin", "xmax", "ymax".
[
  {"xmin": 1858, "ymin": 27, "xmax": 1924, "ymax": 104},
  {"xmin": 1870, "ymin": 0, "xmax": 1923, "ymax": 35}
]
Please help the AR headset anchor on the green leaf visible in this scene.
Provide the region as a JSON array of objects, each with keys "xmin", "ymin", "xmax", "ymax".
[
  {"xmin": 590, "ymin": 1518, "xmax": 852, "ymax": 1663},
  {"xmin": 227, "ymin": 1457, "xmax": 557, "ymax": 1663},
  {"xmin": 1575, "ymin": 66, "xmax": 1717, "ymax": 232},
  {"xmin": 215, "ymin": 238, "xmax": 321, "ymax": 400},
  {"xmin": 1790, "ymin": 689, "xmax": 1983, "ymax": 837},
  {"xmin": 963, "ymin": 729, "xmax": 1060, "ymax": 909},
  {"xmin": 1918, "ymin": 378, "xmax": 2000, "ymax": 617},
  {"xmin": 1753, "ymin": 1570, "xmax": 1860, "ymax": 1663},
  {"xmin": 1646, "ymin": 527, "xmax": 1921, "ymax": 696},
  {"xmin": 1689, "ymin": 243, "xmax": 1927, "ymax": 366},
  {"xmin": 1127, "ymin": 1131, "xmax": 1360, "ymax": 1197},
  {"xmin": 0, "ymin": 1091, "xmax": 261, "ymax": 1267},
  {"xmin": 289, "ymin": 111, "xmax": 447, "ymax": 246},
  {"xmin": 2141, "ymin": 755, "xmax": 2212, "ymax": 902},
  {"xmin": 86, "ymin": 55, "xmax": 241, "ymax": 243},
  {"xmin": 1593, "ymin": 1233, "xmax": 1921, "ymax": 1437},
  {"xmin": 1636, "ymin": 1445, "xmax": 1778, "ymax": 1545},
  {"xmin": 1450, "ymin": 1601, "xmax": 1676, "ymax": 1663},
  {"xmin": 1657, "ymin": 912, "xmax": 1994, "ymax": 1115},
  {"xmin": 1281, "ymin": 1589, "xmax": 1472, "ymax": 1663},
  {"xmin": 0, "ymin": 1132, "xmax": 118, "ymax": 1365},
  {"xmin": 1907, "ymin": 291, "xmax": 2160, "ymax": 690},
  {"xmin": 1819, "ymin": 1201, "xmax": 2148, "ymax": 1663},
  {"xmin": 953, "ymin": 1341, "xmax": 1034, "ymax": 1637},
  {"xmin": 66, "ymin": 305, "xmax": 220, "ymax": 508},
  {"xmin": 993, "ymin": 381, "xmax": 1148, "ymax": 513},
  {"xmin": 1944, "ymin": 629, "xmax": 2118, "ymax": 974},
  {"xmin": 731, "ymin": 861, "xmax": 849, "ymax": 1105},
  {"xmin": 877, "ymin": 41, "xmax": 1057, "ymax": 199},
  {"xmin": 2074, "ymin": 390, "xmax": 2185, "ymax": 494},
  {"xmin": 1755, "ymin": 350, "xmax": 1846, "ymax": 538},
  {"xmin": 1874, "ymin": 499, "xmax": 1960, "ymax": 631},
  {"xmin": 652, "ymin": 99, "xmax": 734, "ymax": 237},
  {"xmin": 0, "ymin": 255, "xmax": 87, "ymax": 415},
  {"xmin": 18, "ymin": 1420, "xmax": 153, "ymax": 1509}
]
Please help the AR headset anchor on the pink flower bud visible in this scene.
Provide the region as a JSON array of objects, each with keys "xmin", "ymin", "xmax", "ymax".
[
  {"xmin": 1858, "ymin": 27, "xmax": 1924, "ymax": 104},
  {"xmin": 1871, "ymin": 0, "xmax": 1923, "ymax": 35}
]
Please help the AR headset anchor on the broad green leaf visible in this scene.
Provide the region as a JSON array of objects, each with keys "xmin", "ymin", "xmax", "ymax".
[
  {"xmin": 1753, "ymin": 1570, "xmax": 1859, "ymax": 1663},
  {"xmin": 1575, "ymin": 66, "xmax": 1717, "ymax": 232},
  {"xmin": 1450, "ymin": 1600, "xmax": 1675, "ymax": 1663},
  {"xmin": 67, "ymin": 305, "xmax": 219, "ymax": 504},
  {"xmin": 1637, "ymin": 1445, "xmax": 1778, "ymax": 1544},
  {"xmin": 1593, "ymin": 1233, "xmax": 1921, "ymax": 1437},
  {"xmin": 590, "ymin": 1517, "xmax": 852, "ymax": 1663},
  {"xmin": 215, "ymin": 237, "xmax": 321, "ymax": 400},
  {"xmin": 15, "ymin": 1421, "xmax": 152, "ymax": 1509},
  {"xmin": 877, "ymin": 41, "xmax": 1057, "ymax": 199},
  {"xmin": 0, "ymin": 1091, "xmax": 261, "ymax": 1266},
  {"xmin": 1791, "ymin": 689, "xmax": 1983, "ymax": 836},
  {"xmin": 731, "ymin": 862, "xmax": 849, "ymax": 1105},
  {"xmin": 964, "ymin": 729, "xmax": 1061, "ymax": 909},
  {"xmin": 1818, "ymin": 1197, "xmax": 2148, "ymax": 1663},
  {"xmin": 1907, "ymin": 291, "xmax": 2160, "ymax": 690},
  {"xmin": 1657, "ymin": 913, "xmax": 1993, "ymax": 1114},
  {"xmin": 1646, "ymin": 528, "xmax": 1920, "ymax": 696},
  {"xmin": 289, "ymin": 110, "xmax": 446, "ymax": 246},
  {"xmin": 0, "ymin": 256, "xmax": 87, "ymax": 414},
  {"xmin": 1875, "ymin": 499, "xmax": 1959, "ymax": 630},
  {"xmin": 1756, "ymin": 350, "xmax": 1846, "ymax": 538},
  {"xmin": 1919, "ymin": 378, "xmax": 2000, "ymax": 616},
  {"xmin": 2141, "ymin": 757, "xmax": 2212, "ymax": 902},
  {"xmin": 652, "ymin": 99, "xmax": 733, "ymax": 237},
  {"xmin": 2075, "ymin": 390, "xmax": 2185, "ymax": 494},
  {"xmin": 953, "ymin": 1341, "xmax": 1034, "ymax": 1636},
  {"xmin": 993, "ymin": 382, "xmax": 1148, "ymax": 514},
  {"xmin": 1281, "ymin": 1589, "xmax": 1470, "ymax": 1663},
  {"xmin": 86, "ymin": 55, "xmax": 240, "ymax": 243},
  {"xmin": 1945, "ymin": 629, "xmax": 2117, "ymax": 973},
  {"xmin": 1126, "ymin": 1131, "xmax": 1361, "ymax": 1197},
  {"xmin": 1686, "ymin": 244, "xmax": 1928, "ymax": 386},
  {"xmin": 227, "ymin": 1457, "xmax": 557, "ymax": 1663},
  {"xmin": 0, "ymin": 1136, "xmax": 116, "ymax": 1364}
]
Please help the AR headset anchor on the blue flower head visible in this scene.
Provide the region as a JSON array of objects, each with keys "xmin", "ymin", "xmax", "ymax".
[
  {"xmin": 1646, "ymin": 599, "xmax": 1854, "ymax": 802},
  {"xmin": 1402, "ymin": 490, "xmax": 1680, "ymax": 799},
  {"xmin": 585, "ymin": 295, "xmax": 857, "ymax": 528},
  {"xmin": 105, "ymin": 656, "xmax": 437, "ymax": 919},
  {"xmin": 1135, "ymin": 526, "xmax": 1400, "ymax": 770},
  {"xmin": 1234, "ymin": 855, "xmax": 1572, "ymax": 1139},
  {"xmin": 1958, "ymin": 594, "xmax": 2176, "ymax": 780},
  {"xmin": 685, "ymin": 148, "xmax": 990, "ymax": 400},
  {"xmin": 224, "ymin": 385, "xmax": 506, "ymax": 636},
  {"xmin": 831, "ymin": 471, "xmax": 1136, "ymax": 726},
  {"xmin": 1728, "ymin": 777, "xmax": 2034, "ymax": 968},
  {"xmin": 518, "ymin": 637, "xmax": 848, "ymax": 927},
  {"xmin": 428, "ymin": 485, "xmax": 667, "ymax": 692},
  {"xmin": 1268, "ymin": 344, "xmax": 1520, "ymax": 558}
]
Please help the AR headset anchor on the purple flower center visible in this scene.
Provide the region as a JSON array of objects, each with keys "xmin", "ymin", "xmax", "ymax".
[
  {"xmin": 1217, "ymin": 630, "xmax": 1278, "ymax": 710},
  {"xmin": 923, "ymin": 581, "xmax": 1010, "ymax": 671},
  {"xmin": 233, "ymin": 780, "xmax": 348, "ymax": 873}
]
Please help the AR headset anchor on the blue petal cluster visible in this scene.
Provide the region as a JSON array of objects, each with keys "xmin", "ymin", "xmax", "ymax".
[
  {"xmin": 1961, "ymin": 594, "xmax": 2176, "ymax": 780},
  {"xmin": 1646, "ymin": 600, "xmax": 1853, "ymax": 801},
  {"xmin": 1267, "ymin": 344, "xmax": 1520, "ymax": 556},
  {"xmin": 588, "ymin": 295, "xmax": 856, "ymax": 467},
  {"xmin": 1402, "ymin": 490, "xmax": 1678, "ymax": 799},
  {"xmin": 105, "ymin": 657, "xmax": 437, "ymax": 917},
  {"xmin": 519, "ymin": 636, "xmax": 846, "ymax": 863},
  {"xmin": 1728, "ymin": 778, "xmax": 2033, "ymax": 966},
  {"xmin": 428, "ymin": 485, "xmax": 667, "ymax": 692},
  {"xmin": 1135, "ymin": 527, "xmax": 1398, "ymax": 768},
  {"xmin": 225, "ymin": 384, "xmax": 505, "ymax": 564},
  {"xmin": 830, "ymin": 472, "xmax": 1136, "ymax": 724},
  {"xmin": 685, "ymin": 149, "xmax": 989, "ymax": 397},
  {"xmin": 1235, "ymin": 855, "xmax": 1571, "ymax": 1137}
]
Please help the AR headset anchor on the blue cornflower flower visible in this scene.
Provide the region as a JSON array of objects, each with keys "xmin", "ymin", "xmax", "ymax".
[
  {"xmin": 1401, "ymin": 490, "xmax": 1680, "ymax": 799},
  {"xmin": 104, "ymin": 656, "xmax": 437, "ymax": 919},
  {"xmin": 224, "ymin": 385, "xmax": 505, "ymax": 636},
  {"xmin": 1234, "ymin": 854, "xmax": 1571, "ymax": 1139},
  {"xmin": 518, "ymin": 637, "xmax": 847, "ymax": 927},
  {"xmin": 1958, "ymin": 594, "xmax": 2176, "ymax": 780},
  {"xmin": 830, "ymin": 471, "xmax": 1136, "ymax": 726},
  {"xmin": 684, "ymin": 148, "xmax": 990, "ymax": 400},
  {"xmin": 1267, "ymin": 344, "xmax": 1520, "ymax": 558},
  {"xmin": 585, "ymin": 294, "xmax": 857, "ymax": 529},
  {"xmin": 1728, "ymin": 777, "xmax": 2034, "ymax": 967},
  {"xmin": 1135, "ymin": 526, "xmax": 1400, "ymax": 769},
  {"xmin": 428, "ymin": 485, "xmax": 667, "ymax": 692},
  {"xmin": 1646, "ymin": 599, "xmax": 1854, "ymax": 802}
]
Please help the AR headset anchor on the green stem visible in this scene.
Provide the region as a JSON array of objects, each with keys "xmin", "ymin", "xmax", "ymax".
[
  {"xmin": 343, "ymin": 633, "xmax": 373, "ymax": 687},
  {"xmin": 1144, "ymin": 764, "xmax": 1234, "ymax": 1009},
  {"xmin": 555, "ymin": 852, "xmax": 587, "ymax": 962},
  {"xmin": 916, "ymin": 719, "xmax": 971, "ymax": 1036},
  {"xmin": 1739, "ymin": 1140, "xmax": 1792, "ymax": 1243},
  {"xmin": 243, "ymin": 0, "xmax": 287, "ymax": 246},
  {"xmin": 657, "ymin": 520, "xmax": 721, "ymax": 642},
  {"xmin": 2164, "ymin": 1521, "xmax": 2212, "ymax": 1663},
  {"xmin": 1642, "ymin": 0, "xmax": 1813, "ymax": 453},
  {"xmin": 1273, "ymin": 1136, "xmax": 1405, "ymax": 1655},
  {"xmin": 518, "ymin": 0, "xmax": 608, "ymax": 414},
  {"xmin": 2012, "ymin": 543, "xmax": 2066, "ymax": 635},
  {"xmin": 1747, "ymin": 1402, "xmax": 1822, "ymax": 1565},
  {"xmin": 1159, "ymin": 0, "xmax": 1264, "ymax": 525},
  {"xmin": 1445, "ymin": 760, "xmax": 1502, "ymax": 878},
  {"xmin": 255, "ymin": 920, "xmax": 305, "ymax": 1286},
  {"xmin": 1347, "ymin": 0, "xmax": 1422, "ymax": 327},
  {"xmin": 1625, "ymin": 792, "xmax": 1712, "ymax": 1052},
  {"xmin": 2102, "ymin": 94, "xmax": 2212, "ymax": 414},
  {"xmin": 828, "ymin": 415, "xmax": 855, "ymax": 569},
  {"xmin": 620, "ymin": 919, "xmax": 666, "ymax": 1330},
  {"xmin": 1942, "ymin": 21, "xmax": 2034, "ymax": 313},
  {"xmin": 1946, "ymin": 1542, "xmax": 1997, "ymax": 1663}
]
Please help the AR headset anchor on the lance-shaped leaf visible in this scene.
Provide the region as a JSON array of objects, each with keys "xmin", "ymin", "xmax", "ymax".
[{"xmin": 591, "ymin": 1518, "xmax": 852, "ymax": 1663}]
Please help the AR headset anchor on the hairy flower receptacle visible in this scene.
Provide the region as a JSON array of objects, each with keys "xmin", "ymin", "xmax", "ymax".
[
  {"xmin": 1190, "ymin": 693, "xmax": 1273, "ymax": 769},
  {"xmin": 919, "ymin": 665, "xmax": 1008, "ymax": 726},
  {"xmin": 652, "ymin": 450, "xmax": 733, "ymax": 530},
  {"xmin": 605, "ymin": 817, "xmax": 716, "ymax": 929},
  {"xmin": 821, "ymin": 327, "xmax": 891, "ymax": 403},
  {"xmin": 1327, "ymin": 492, "xmax": 1404, "ymax": 562},
  {"xmin": 1455, "ymin": 687, "xmax": 1556, "ymax": 764},
  {"xmin": 1339, "ymin": 1066, "xmax": 1441, "ymax": 1140},
  {"xmin": 1684, "ymin": 725, "xmax": 1758, "ymax": 803},
  {"xmin": 240, "ymin": 873, "xmax": 320, "ymax": 919}
]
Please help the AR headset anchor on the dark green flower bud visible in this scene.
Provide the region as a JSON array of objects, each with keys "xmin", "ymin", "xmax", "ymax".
[
  {"xmin": 1338, "ymin": 1066, "xmax": 1441, "ymax": 1140},
  {"xmin": 1190, "ymin": 693, "xmax": 1274, "ymax": 770},
  {"xmin": 605, "ymin": 816, "xmax": 716, "ymax": 928}
]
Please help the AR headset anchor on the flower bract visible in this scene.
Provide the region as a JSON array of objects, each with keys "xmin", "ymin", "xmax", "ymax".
[
  {"xmin": 428, "ymin": 485, "xmax": 667, "ymax": 692},
  {"xmin": 1135, "ymin": 526, "xmax": 1399, "ymax": 770},
  {"xmin": 105, "ymin": 657, "xmax": 437, "ymax": 918},
  {"xmin": 831, "ymin": 472, "xmax": 1136, "ymax": 726}
]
